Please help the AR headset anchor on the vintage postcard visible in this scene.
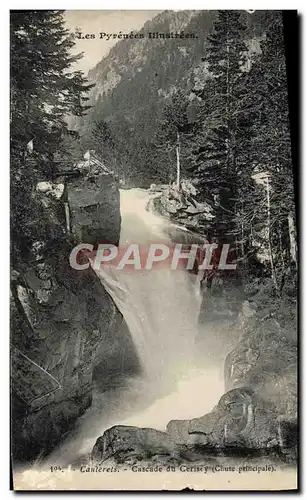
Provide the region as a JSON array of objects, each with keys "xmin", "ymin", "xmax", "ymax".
[{"xmin": 10, "ymin": 9, "xmax": 298, "ymax": 491}]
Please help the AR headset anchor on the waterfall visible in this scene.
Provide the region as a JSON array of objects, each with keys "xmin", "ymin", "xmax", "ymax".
[
  {"xmin": 42, "ymin": 188, "xmax": 224, "ymax": 467},
  {"xmin": 93, "ymin": 188, "xmax": 202, "ymax": 380}
]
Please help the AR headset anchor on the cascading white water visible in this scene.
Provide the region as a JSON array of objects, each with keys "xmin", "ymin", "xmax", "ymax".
[
  {"xmin": 94, "ymin": 188, "xmax": 202, "ymax": 379},
  {"xmin": 42, "ymin": 188, "xmax": 224, "ymax": 467}
]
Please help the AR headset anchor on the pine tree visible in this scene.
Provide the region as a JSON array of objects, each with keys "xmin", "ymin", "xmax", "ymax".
[
  {"xmin": 155, "ymin": 89, "xmax": 195, "ymax": 186},
  {"xmin": 191, "ymin": 10, "xmax": 249, "ymax": 240},
  {"xmin": 90, "ymin": 120, "xmax": 115, "ymax": 161},
  {"xmin": 10, "ymin": 10, "xmax": 94, "ymax": 259}
]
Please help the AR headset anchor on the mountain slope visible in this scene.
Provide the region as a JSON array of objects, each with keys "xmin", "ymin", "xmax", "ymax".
[{"xmin": 73, "ymin": 10, "xmax": 266, "ymax": 185}]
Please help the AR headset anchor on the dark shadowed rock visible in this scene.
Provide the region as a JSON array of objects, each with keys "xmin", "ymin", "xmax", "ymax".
[
  {"xmin": 92, "ymin": 425, "xmax": 180, "ymax": 464},
  {"xmin": 67, "ymin": 174, "xmax": 120, "ymax": 246},
  {"xmin": 65, "ymin": 157, "xmax": 121, "ymax": 246}
]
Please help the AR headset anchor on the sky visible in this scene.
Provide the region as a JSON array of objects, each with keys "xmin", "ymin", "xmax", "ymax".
[{"xmin": 64, "ymin": 10, "xmax": 162, "ymax": 74}]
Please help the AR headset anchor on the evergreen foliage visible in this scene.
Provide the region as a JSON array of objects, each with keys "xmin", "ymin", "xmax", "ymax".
[{"xmin": 10, "ymin": 10, "xmax": 94, "ymax": 260}]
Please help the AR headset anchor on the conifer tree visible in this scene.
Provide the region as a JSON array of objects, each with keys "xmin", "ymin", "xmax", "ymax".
[
  {"xmin": 10, "ymin": 10, "xmax": 94, "ymax": 259},
  {"xmin": 155, "ymin": 90, "xmax": 195, "ymax": 185},
  {"xmin": 191, "ymin": 10, "xmax": 249, "ymax": 239}
]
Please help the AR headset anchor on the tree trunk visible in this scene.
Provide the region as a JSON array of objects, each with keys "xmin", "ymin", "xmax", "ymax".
[
  {"xmin": 176, "ymin": 131, "xmax": 180, "ymax": 189},
  {"xmin": 266, "ymin": 176, "xmax": 278, "ymax": 291},
  {"xmin": 288, "ymin": 213, "xmax": 297, "ymax": 267},
  {"xmin": 240, "ymin": 200, "xmax": 245, "ymax": 258},
  {"xmin": 64, "ymin": 202, "xmax": 71, "ymax": 234}
]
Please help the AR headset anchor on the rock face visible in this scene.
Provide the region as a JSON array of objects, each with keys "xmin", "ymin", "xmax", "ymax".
[
  {"xmin": 10, "ymin": 167, "xmax": 139, "ymax": 461},
  {"xmin": 188, "ymin": 292, "xmax": 296, "ymax": 458},
  {"xmin": 222, "ymin": 287, "xmax": 297, "ymax": 460},
  {"xmin": 92, "ymin": 426, "xmax": 180, "ymax": 465},
  {"xmin": 149, "ymin": 181, "xmax": 214, "ymax": 232},
  {"xmin": 65, "ymin": 155, "xmax": 121, "ymax": 246},
  {"xmin": 224, "ymin": 301, "xmax": 297, "ymax": 419}
]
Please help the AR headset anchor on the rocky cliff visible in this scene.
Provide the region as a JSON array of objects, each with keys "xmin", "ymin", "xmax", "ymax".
[
  {"xmin": 10, "ymin": 162, "xmax": 139, "ymax": 462},
  {"xmin": 224, "ymin": 279, "xmax": 297, "ymax": 421}
]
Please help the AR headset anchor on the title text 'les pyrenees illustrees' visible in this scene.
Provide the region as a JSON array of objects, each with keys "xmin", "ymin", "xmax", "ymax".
[{"xmin": 75, "ymin": 31, "xmax": 198, "ymax": 40}]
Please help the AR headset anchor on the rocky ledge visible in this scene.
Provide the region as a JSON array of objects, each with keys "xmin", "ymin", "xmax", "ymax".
[
  {"xmin": 148, "ymin": 180, "xmax": 214, "ymax": 232},
  {"xmin": 91, "ymin": 386, "xmax": 296, "ymax": 468}
]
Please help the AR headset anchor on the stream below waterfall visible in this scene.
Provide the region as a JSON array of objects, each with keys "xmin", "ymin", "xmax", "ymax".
[{"xmin": 42, "ymin": 188, "xmax": 229, "ymax": 468}]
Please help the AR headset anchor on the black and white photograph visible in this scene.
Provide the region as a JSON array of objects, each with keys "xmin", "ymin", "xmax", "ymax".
[{"xmin": 9, "ymin": 8, "xmax": 298, "ymax": 491}]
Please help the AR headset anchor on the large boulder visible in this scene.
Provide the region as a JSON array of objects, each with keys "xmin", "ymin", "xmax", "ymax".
[
  {"xmin": 90, "ymin": 387, "xmax": 296, "ymax": 468},
  {"xmin": 92, "ymin": 426, "xmax": 180, "ymax": 465},
  {"xmin": 149, "ymin": 180, "xmax": 214, "ymax": 232},
  {"xmin": 66, "ymin": 159, "xmax": 120, "ymax": 246}
]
